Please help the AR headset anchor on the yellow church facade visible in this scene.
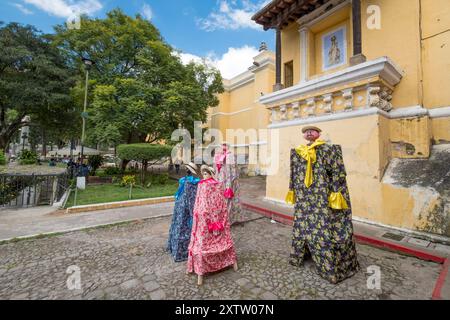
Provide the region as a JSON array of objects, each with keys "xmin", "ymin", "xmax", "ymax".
[{"xmin": 206, "ymin": 0, "xmax": 450, "ymax": 239}]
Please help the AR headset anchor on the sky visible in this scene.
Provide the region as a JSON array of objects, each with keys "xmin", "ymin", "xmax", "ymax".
[{"xmin": 0, "ymin": 0, "xmax": 276, "ymax": 79}]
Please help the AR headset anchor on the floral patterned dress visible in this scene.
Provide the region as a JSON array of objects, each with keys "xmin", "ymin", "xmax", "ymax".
[
  {"xmin": 187, "ymin": 178, "xmax": 237, "ymax": 276},
  {"xmin": 167, "ymin": 175, "xmax": 200, "ymax": 262},
  {"xmin": 289, "ymin": 143, "xmax": 360, "ymax": 283},
  {"xmin": 214, "ymin": 151, "xmax": 243, "ymax": 225}
]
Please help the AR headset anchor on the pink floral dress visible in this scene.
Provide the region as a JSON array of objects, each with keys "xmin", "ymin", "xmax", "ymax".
[
  {"xmin": 187, "ymin": 177, "xmax": 237, "ymax": 276},
  {"xmin": 214, "ymin": 150, "xmax": 243, "ymax": 225}
]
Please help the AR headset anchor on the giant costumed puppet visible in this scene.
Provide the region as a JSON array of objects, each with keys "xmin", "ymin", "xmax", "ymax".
[
  {"xmin": 214, "ymin": 143, "xmax": 243, "ymax": 225},
  {"xmin": 167, "ymin": 162, "xmax": 200, "ymax": 262},
  {"xmin": 187, "ymin": 165, "xmax": 238, "ymax": 285},
  {"xmin": 285, "ymin": 126, "xmax": 359, "ymax": 284}
]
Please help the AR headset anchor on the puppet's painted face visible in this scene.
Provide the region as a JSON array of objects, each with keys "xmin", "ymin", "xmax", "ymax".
[
  {"xmin": 202, "ymin": 171, "xmax": 211, "ymax": 179},
  {"xmin": 303, "ymin": 129, "xmax": 320, "ymax": 142}
]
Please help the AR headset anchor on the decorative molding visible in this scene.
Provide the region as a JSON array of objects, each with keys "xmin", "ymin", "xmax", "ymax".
[
  {"xmin": 250, "ymin": 141, "xmax": 268, "ymax": 146},
  {"xmin": 267, "ymin": 105, "xmax": 449, "ymax": 129},
  {"xmin": 291, "ymin": 102, "xmax": 300, "ymax": 119},
  {"xmin": 248, "ymin": 53, "xmax": 276, "ymax": 73},
  {"xmin": 368, "ymin": 86, "xmax": 393, "ymax": 112},
  {"xmin": 280, "ymin": 104, "xmax": 288, "ymax": 120},
  {"xmin": 306, "ymin": 97, "xmax": 317, "ymax": 116},
  {"xmin": 342, "ymin": 88, "xmax": 353, "ymax": 110},
  {"xmin": 269, "ymin": 107, "xmax": 278, "ymax": 124},
  {"xmin": 429, "ymin": 106, "xmax": 450, "ymax": 118},
  {"xmin": 224, "ymin": 72, "xmax": 254, "ymax": 91},
  {"xmin": 260, "ymin": 57, "xmax": 404, "ymax": 106},
  {"xmin": 207, "ymin": 141, "xmax": 268, "ymax": 148},
  {"xmin": 268, "ymin": 107, "xmax": 381, "ymax": 129},
  {"xmin": 322, "ymin": 93, "xmax": 333, "ymax": 113},
  {"xmin": 211, "ymin": 107, "xmax": 253, "ymax": 117}
]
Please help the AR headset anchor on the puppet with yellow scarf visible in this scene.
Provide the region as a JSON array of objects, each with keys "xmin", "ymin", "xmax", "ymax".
[{"xmin": 285, "ymin": 126, "xmax": 359, "ymax": 284}]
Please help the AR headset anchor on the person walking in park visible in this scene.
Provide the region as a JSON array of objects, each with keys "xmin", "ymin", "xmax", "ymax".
[{"xmin": 285, "ymin": 126, "xmax": 359, "ymax": 284}]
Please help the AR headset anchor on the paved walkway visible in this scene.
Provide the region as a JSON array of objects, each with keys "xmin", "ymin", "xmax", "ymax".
[
  {"xmin": 0, "ymin": 216, "xmax": 441, "ymax": 300},
  {"xmin": 0, "ymin": 203, "xmax": 174, "ymax": 241},
  {"xmin": 0, "ymin": 175, "xmax": 448, "ymax": 299}
]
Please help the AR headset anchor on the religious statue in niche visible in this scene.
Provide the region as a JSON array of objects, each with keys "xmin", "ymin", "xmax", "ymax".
[
  {"xmin": 328, "ymin": 36, "xmax": 341, "ymax": 65},
  {"xmin": 322, "ymin": 27, "xmax": 347, "ymax": 71}
]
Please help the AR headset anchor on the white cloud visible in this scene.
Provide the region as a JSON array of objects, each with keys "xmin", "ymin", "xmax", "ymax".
[
  {"xmin": 23, "ymin": 0, "xmax": 103, "ymax": 18},
  {"xmin": 141, "ymin": 3, "xmax": 153, "ymax": 21},
  {"xmin": 212, "ymin": 46, "xmax": 260, "ymax": 79},
  {"xmin": 178, "ymin": 46, "xmax": 260, "ymax": 80},
  {"xmin": 178, "ymin": 53, "xmax": 205, "ymax": 66},
  {"xmin": 197, "ymin": 0, "xmax": 271, "ymax": 32},
  {"xmin": 11, "ymin": 3, "xmax": 34, "ymax": 15}
]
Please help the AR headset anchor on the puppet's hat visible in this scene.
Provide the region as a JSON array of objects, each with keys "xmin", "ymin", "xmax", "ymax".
[{"xmin": 301, "ymin": 126, "xmax": 322, "ymax": 133}]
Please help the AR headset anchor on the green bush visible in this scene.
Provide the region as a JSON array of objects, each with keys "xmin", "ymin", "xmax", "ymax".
[
  {"xmin": 104, "ymin": 167, "xmax": 121, "ymax": 176},
  {"xmin": 88, "ymin": 155, "xmax": 104, "ymax": 175},
  {"xmin": 0, "ymin": 149, "xmax": 6, "ymax": 165},
  {"xmin": 116, "ymin": 144, "xmax": 172, "ymax": 162},
  {"xmin": 18, "ymin": 150, "xmax": 38, "ymax": 165}
]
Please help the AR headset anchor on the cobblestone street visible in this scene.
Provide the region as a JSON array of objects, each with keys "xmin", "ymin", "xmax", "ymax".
[{"xmin": 0, "ymin": 214, "xmax": 441, "ymax": 300}]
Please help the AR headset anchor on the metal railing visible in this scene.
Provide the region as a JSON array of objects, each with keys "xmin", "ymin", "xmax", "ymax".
[{"xmin": 0, "ymin": 172, "xmax": 70, "ymax": 208}]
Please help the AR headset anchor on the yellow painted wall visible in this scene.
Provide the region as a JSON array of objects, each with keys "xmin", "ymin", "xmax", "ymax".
[
  {"xmin": 421, "ymin": 0, "xmax": 450, "ymax": 38},
  {"xmin": 432, "ymin": 117, "xmax": 450, "ymax": 144},
  {"xmin": 266, "ymin": 115, "xmax": 385, "ymax": 221},
  {"xmin": 211, "ymin": 62, "xmax": 275, "ymax": 150},
  {"xmin": 207, "ymin": 1, "xmax": 450, "ymax": 236},
  {"xmin": 266, "ymin": 114, "xmax": 446, "ymax": 234},
  {"xmin": 421, "ymin": 28, "xmax": 450, "ymax": 108},
  {"xmin": 361, "ymin": 0, "xmax": 422, "ymax": 108},
  {"xmin": 281, "ymin": 23, "xmax": 300, "ymax": 85},
  {"xmin": 390, "ymin": 116, "xmax": 431, "ymax": 158}
]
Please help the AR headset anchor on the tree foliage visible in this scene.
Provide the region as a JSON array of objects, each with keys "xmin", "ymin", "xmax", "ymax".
[
  {"xmin": 117, "ymin": 143, "xmax": 172, "ymax": 162},
  {"xmin": 53, "ymin": 9, "xmax": 224, "ymax": 148},
  {"xmin": 0, "ymin": 22, "xmax": 75, "ymax": 150}
]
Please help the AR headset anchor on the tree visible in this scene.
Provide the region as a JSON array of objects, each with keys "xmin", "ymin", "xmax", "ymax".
[
  {"xmin": 53, "ymin": 9, "xmax": 224, "ymax": 150},
  {"xmin": 53, "ymin": 9, "xmax": 162, "ymax": 84},
  {"xmin": 116, "ymin": 143, "xmax": 172, "ymax": 185},
  {"xmin": 0, "ymin": 22, "xmax": 75, "ymax": 151}
]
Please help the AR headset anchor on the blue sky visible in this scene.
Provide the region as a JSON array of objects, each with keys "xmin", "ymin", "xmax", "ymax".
[{"xmin": 0, "ymin": 0, "xmax": 276, "ymax": 79}]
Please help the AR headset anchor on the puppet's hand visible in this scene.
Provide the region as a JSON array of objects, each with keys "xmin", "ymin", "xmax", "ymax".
[
  {"xmin": 285, "ymin": 190, "xmax": 295, "ymax": 205},
  {"xmin": 328, "ymin": 192, "xmax": 348, "ymax": 209}
]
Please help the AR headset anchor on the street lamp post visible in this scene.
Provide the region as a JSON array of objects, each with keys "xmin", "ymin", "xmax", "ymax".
[{"xmin": 81, "ymin": 57, "xmax": 94, "ymax": 161}]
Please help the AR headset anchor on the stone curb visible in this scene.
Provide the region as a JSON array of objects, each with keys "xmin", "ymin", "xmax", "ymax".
[{"xmin": 65, "ymin": 196, "xmax": 175, "ymax": 214}]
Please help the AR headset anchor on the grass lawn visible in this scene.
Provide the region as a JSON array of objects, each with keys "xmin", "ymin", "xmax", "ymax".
[{"xmin": 65, "ymin": 181, "xmax": 178, "ymax": 208}]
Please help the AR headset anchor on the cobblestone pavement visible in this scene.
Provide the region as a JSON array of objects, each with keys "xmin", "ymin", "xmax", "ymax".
[{"xmin": 0, "ymin": 215, "xmax": 441, "ymax": 300}]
